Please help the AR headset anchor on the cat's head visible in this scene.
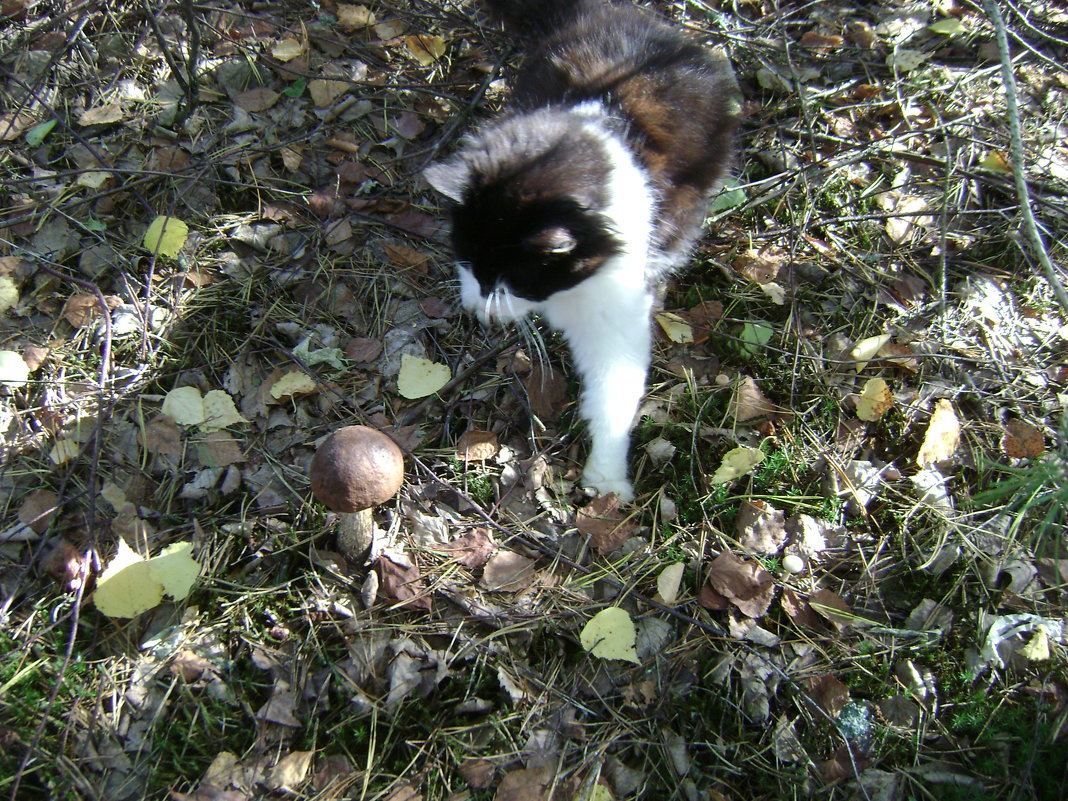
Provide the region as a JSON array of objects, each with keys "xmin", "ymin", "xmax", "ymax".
[{"xmin": 425, "ymin": 110, "xmax": 624, "ymax": 322}]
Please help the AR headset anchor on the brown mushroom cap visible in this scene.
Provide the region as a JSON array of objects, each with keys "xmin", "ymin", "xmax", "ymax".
[{"xmin": 309, "ymin": 426, "xmax": 404, "ymax": 513}]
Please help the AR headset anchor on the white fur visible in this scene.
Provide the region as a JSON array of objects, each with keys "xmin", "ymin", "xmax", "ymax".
[{"xmin": 458, "ymin": 104, "xmax": 655, "ymax": 501}]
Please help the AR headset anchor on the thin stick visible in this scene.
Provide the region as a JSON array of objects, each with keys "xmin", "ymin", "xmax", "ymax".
[{"xmin": 982, "ymin": 0, "xmax": 1068, "ymax": 313}]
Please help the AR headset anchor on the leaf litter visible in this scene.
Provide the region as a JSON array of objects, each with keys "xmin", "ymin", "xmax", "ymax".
[{"xmin": 2, "ymin": 1, "xmax": 1068, "ymax": 800}]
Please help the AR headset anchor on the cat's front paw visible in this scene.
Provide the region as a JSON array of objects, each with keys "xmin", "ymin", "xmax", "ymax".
[{"xmin": 581, "ymin": 472, "xmax": 635, "ymax": 503}]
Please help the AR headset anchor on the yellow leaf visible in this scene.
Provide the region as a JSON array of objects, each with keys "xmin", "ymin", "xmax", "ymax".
[
  {"xmin": 142, "ymin": 215, "xmax": 189, "ymax": 258},
  {"xmin": 397, "ymin": 354, "xmax": 451, "ymax": 399},
  {"xmin": 656, "ymin": 562, "xmax": 685, "ymax": 605},
  {"xmin": 856, "ymin": 377, "xmax": 893, "ymax": 421},
  {"xmin": 94, "ymin": 539, "xmax": 164, "ymax": 618},
  {"xmin": 270, "ymin": 370, "xmax": 318, "ymax": 400},
  {"xmin": 201, "ymin": 389, "xmax": 248, "ymax": 430},
  {"xmin": 0, "ymin": 349, "xmax": 29, "ymax": 386},
  {"xmin": 337, "ymin": 3, "xmax": 375, "ymax": 30},
  {"xmin": 161, "ymin": 385, "xmax": 206, "ymax": 426},
  {"xmin": 580, "ymin": 607, "xmax": 640, "ymax": 663},
  {"xmin": 929, "ymin": 18, "xmax": 964, "ymax": 35},
  {"xmin": 1018, "ymin": 628, "xmax": 1050, "ymax": 662},
  {"xmin": 979, "ymin": 150, "xmax": 1012, "ymax": 174},
  {"xmin": 0, "ymin": 275, "xmax": 18, "ymax": 316},
  {"xmin": 655, "ymin": 311, "xmax": 694, "ymax": 344},
  {"xmin": 917, "ymin": 399, "xmax": 960, "ymax": 466},
  {"xmin": 271, "ymin": 37, "xmax": 304, "ymax": 62},
  {"xmin": 851, "ymin": 333, "xmax": 891, "ymax": 371},
  {"xmin": 147, "ymin": 541, "xmax": 200, "ymax": 601},
  {"xmin": 405, "ymin": 34, "xmax": 447, "ymax": 66},
  {"xmin": 267, "ymin": 750, "xmax": 315, "ymax": 792},
  {"xmin": 710, "ymin": 446, "xmax": 764, "ymax": 485},
  {"xmin": 49, "ymin": 438, "xmax": 81, "ymax": 465},
  {"xmin": 308, "ymin": 78, "xmax": 349, "ymax": 108}
]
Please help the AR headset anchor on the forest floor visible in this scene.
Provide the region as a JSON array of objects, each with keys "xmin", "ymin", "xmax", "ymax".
[{"xmin": 1, "ymin": 1, "xmax": 1067, "ymax": 800}]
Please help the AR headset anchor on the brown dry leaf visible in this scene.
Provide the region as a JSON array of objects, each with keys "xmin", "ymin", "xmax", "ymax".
[
  {"xmin": 383, "ymin": 242, "xmax": 429, "ymax": 273},
  {"xmin": 481, "ymin": 550, "xmax": 536, "ymax": 592},
  {"xmin": 729, "ymin": 376, "xmax": 777, "ymax": 422},
  {"xmin": 780, "ymin": 587, "xmax": 823, "ymax": 629},
  {"xmin": 196, "ymin": 430, "xmax": 245, "ymax": 468},
  {"xmin": 806, "ymin": 674, "xmax": 851, "ymax": 718},
  {"xmin": 917, "ymin": 399, "xmax": 960, "ymax": 466},
  {"xmin": 170, "ymin": 650, "xmax": 216, "ymax": 682},
  {"xmin": 685, "ymin": 299, "xmax": 724, "ymax": 328},
  {"xmin": 0, "ymin": 112, "xmax": 36, "ymax": 140},
  {"xmin": 456, "ymin": 429, "xmax": 498, "ymax": 462},
  {"xmin": 309, "ymin": 78, "xmax": 350, "ymax": 108},
  {"xmin": 819, "ymin": 745, "xmax": 866, "ymax": 781},
  {"xmin": 78, "ymin": 103, "xmax": 125, "ymax": 126},
  {"xmin": 524, "ymin": 364, "xmax": 568, "ymax": 421},
  {"xmin": 419, "ymin": 296, "xmax": 454, "ymax": 318},
  {"xmin": 493, "ymin": 766, "xmax": 552, "ymax": 801},
  {"xmin": 312, "ymin": 754, "xmax": 355, "ymax": 793},
  {"xmin": 732, "ymin": 247, "xmax": 784, "ymax": 284},
  {"xmin": 377, "ymin": 553, "xmax": 432, "ymax": 611},
  {"xmin": 391, "ymin": 110, "xmax": 426, "ymax": 140},
  {"xmin": 233, "ymin": 87, "xmax": 280, "ymax": 112},
  {"xmin": 735, "ymin": 500, "xmax": 786, "ymax": 555},
  {"xmin": 876, "ymin": 341, "xmax": 919, "ymax": 371},
  {"xmin": 799, "ymin": 31, "xmax": 845, "ymax": 49},
  {"xmin": 344, "ymin": 337, "xmax": 383, "ymax": 363},
  {"xmin": 385, "ymin": 784, "xmax": 422, "ymax": 801},
  {"xmin": 459, "ymin": 758, "xmax": 496, "ymax": 789},
  {"xmin": 405, "ymin": 34, "xmax": 447, "ymax": 65},
  {"xmin": 18, "ymin": 488, "xmax": 59, "ymax": 532},
  {"xmin": 143, "ymin": 415, "xmax": 182, "ymax": 457},
  {"xmin": 267, "ymin": 751, "xmax": 314, "ymax": 793},
  {"xmin": 374, "ymin": 19, "xmax": 408, "ymax": 40},
  {"xmin": 809, "ymin": 588, "xmax": 854, "ymax": 630},
  {"xmin": 697, "ymin": 581, "xmax": 730, "ymax": 610},
  {"xmin": 706, "ymin": 552, "xmax": 775, "ymax": 618},
  {"xmin": 576, "ymin": 494, "xmax": 635, "ymax": 555},
  {"xmin": 62, "ymin": 293, "xmax": 120, "ymax": 327},
  {"xmin": 438, "ymin": 527, "xmax": 496, "ymax": 569},
  {"xmin": 1003, "ymin": 420, "xmax": 1044, "ymax": 459},
  {"xmin": 256, "ymin": 679, "xmax": 301, "ymax": 727}
]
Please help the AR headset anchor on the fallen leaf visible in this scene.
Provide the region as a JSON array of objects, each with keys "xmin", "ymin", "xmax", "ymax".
[
  {"xmin": 344, "ymin": 337, "xmax": 383, "ymax": 362},
  {"xmin": 697, "ymin": 581, "xmax": 730, "ymax": 610},
  {"xmin": 40, "ymin": 539, "xmax": 88, "ymax": 591},
  {"xmin": 735, "ymin": 500, "xmax": 786, "ymax": 555},
  {"xmin": 576, "ymin": 494, "xmax": 635, "ymax": 555},
  {"xmin": 739, "ymin": 320, "xmax": 774, "ymax": 355},
  {"xmin": 875, "ymin": 341, "xmax": 919, "ymax": 370},
  {"xmin": 456, "ymin": 429, "xmax": 498, "ymax": 461},
  {"xmin": 374, "ymin": 19, "xmax": 408, "ymax": 40},
  {"xmin": 710, "ymin": 446, "xmax": 764, "ymax": 485},
  {"xmin": 397, "ymin": 354, "xmax": 451, "ymax": 399},
  {"xmin": 705, "ymin": 552, "xmax": 775, "ymax": 618},
  {"xmin": 162, "ymin": 386, "xmax": 206, "ymax": 426},
  {"xmin": 269, "ymin": 370, "xmax": 318, "ymax": 400},
  {"xmin": 493, "ymin": 766, "xmax": 552, "ymax": 801},
  {"xmin": 62, "ymin": 293, "xmax": 118, "ymax": 327},
  {"xmin": 929, "ymin": 17, "xmax": 965, "ymax": 35},
  {"xmin": 438, "ymin": 528, "xmax": 496, "ymax": 569},
  {"xmin": 481, "ymin": 550, "xmax": 536, "ymax": 592},
  {"xmin": 93, "ymin": 539, "xmax": 162, "ymax": 617},
  {"xmin": 524, "ymin": 364, "xmax": 568, "ymax": 420},
  {"xmin": 383, "ymin": 242, "xmax": 429, "ymax": 272},
  {"xmin": 979, "ymin": 150, "xmax": 1012, "ymax": 173},
  {"xmin": 809, "ymin": 588, "xmax": 854, "ymax": 630},
  {"xmin": 655, "ymin": 311, "xmax": 694, "ymax": 344},
  {"xmin": 643, "ymin": 436, "xmax": 676, "ymax": 466},
  {"xmin": 0, "ymin": 274, "xmax": 18, "ymax": 315},
  {"xmin": 656, "ymin": 562, "xmax": 685, "ymax": 605},
  {"xmin": 729, "ymin": 376, "xmax": 776, "ymax": 422},
  {"xmin": 1018, "ymin": 629, "xmax": 1050, "ymax": 662},
  {"xmin": 385, "ymin": 784, "xmax": 422, "ymax": 801},
  {"xmin": 917, "ymin": 399, "xmax": 960, "ymax": 466},
  {"xmin": 405, "ymin": 34, "xmax": 446, "ymax": 65},
  {"xmin": 256, "ymin": 678, "xmax": 302, "ymax": 727},
  {"xmin": 0, "ymin": 350, "xmax": 30, "ymax": 386},
  {"xmin": 271, "ymin": 37, "xmax": 304, "ymax": 62},
  {"xmin": 377, "ymin": 553, "xmax": 432, "ymax": 611},
  {"xmin": 799, "ymin": 31, "xmax": 844, "ymax": 49},
  {"xmin": 1002, "ymin": 421, "xmax": 1044, "ymax": 459},
  {"xmin": 580, "ymin": 607, "xmax": 640, "ymax": 664},
  {"xmin": 337, "ymin": 4, "xmax": 375, "ymax": 30},
  {"xmin": 201, "ymin": 389, "xmax": 248, "ymax": 430},
  {"xmin": 234, "ymin": 86, "xmax": 280, "ymax": 112},
  {"xmin": 309, "ymin": 78, "xmax": 349, "ymax": 107},
  {"xmin": 267, "ymin": 751, "xmax": 314, "ymax": 792},
  {"xmin": 855, "ymin": 377, "xmax": 893, "ymax": 421},
  {"xmin": 49, "ymin": 438, "xmax": 81, "ymax": 465},
  {"xmin": 807, "ymin": 674, "xmax": 851, "ymax": 718},
  {"xmin": 459, "ymin": 758, "xmax": 496, "ymax": 789},
  {"xmin": 780, "ymin": 587, "xmax": 823, "ymax": 629},
  {"xmin": 78, "ymin": 103, "xmax": 124, "ymax": 126},
  {"xmin": 143, "ymin": 215, "xmax": 189, "ymax": 258},
  {"xmin": 732, "ymin": 247, "xmax": 784, "ymax": 284},
  {"xmin": 887, "ymin": 47, "xmax": 929, "ymax": 72},
  {"xmin": 18, "ymin": 489, "xmax": 60, "ymax": 532}
]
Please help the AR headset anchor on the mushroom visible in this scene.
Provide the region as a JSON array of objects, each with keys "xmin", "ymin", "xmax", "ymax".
[{"xmin": 309, "ymin": 426, "xmax": 404, "ymax": 560}]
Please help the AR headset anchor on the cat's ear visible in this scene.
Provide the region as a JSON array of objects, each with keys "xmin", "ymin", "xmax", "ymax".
[
  {"xmin": 525, "ymin": 226, "xmax": 578, "ymax": 255},
  {"xmin": 424, "ymin": 159, "xmax": 470, "ymax": 202}
]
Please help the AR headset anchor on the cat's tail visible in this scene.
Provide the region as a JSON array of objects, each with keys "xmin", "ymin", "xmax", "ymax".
[{"xmin": 481, "ymin": 0, "xmax": 601, "ymax": 38}]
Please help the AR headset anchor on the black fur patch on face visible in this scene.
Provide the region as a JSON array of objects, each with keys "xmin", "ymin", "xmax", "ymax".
[{"xmin": 451, "ymin": 190, "xmax": 621, "ymax": 302}]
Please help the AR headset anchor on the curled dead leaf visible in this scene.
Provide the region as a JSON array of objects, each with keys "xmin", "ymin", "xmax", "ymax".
[
  {"xmin": 706, "ymin": 552, "xmax": 775, "ymax": 618},
  {"xmin": 456, "ymin": 429, "xmax": 498, "ymax": 462},
  {"xmin": 576, "ymin": 493, "xmax": 635, "ymax": 555},
  {"xmin": 917, "ymin": 399, "xmax": 960, "ymax": 466},
  {"xmin": 1002, "ymin": 420, "xmax": 1044, "ymax": 459}
]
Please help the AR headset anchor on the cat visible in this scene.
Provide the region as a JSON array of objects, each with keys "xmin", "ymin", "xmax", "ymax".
[{"xmin": 425, "ymin": 0, "xmax": 740, "ymax": 501}]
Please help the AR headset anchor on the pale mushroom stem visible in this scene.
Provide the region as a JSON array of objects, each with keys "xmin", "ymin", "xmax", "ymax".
[{"xmin": 337, "ymin": 508, "xmax": 375, "ymax": 561}]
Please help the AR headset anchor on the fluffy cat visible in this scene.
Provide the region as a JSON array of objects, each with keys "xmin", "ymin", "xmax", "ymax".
[{"xmin": 425, "ymin": 0, "xmax": 740, "ymax": 501}]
